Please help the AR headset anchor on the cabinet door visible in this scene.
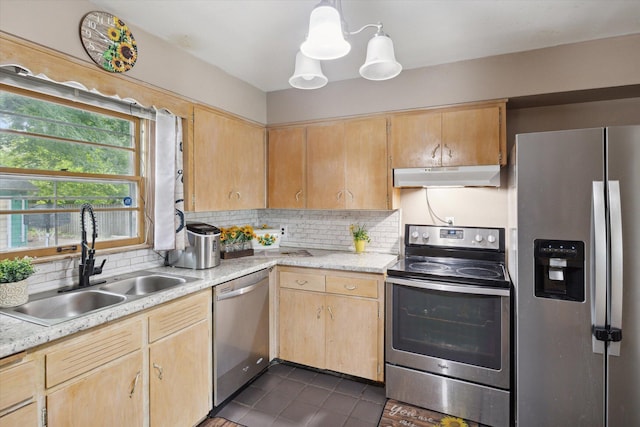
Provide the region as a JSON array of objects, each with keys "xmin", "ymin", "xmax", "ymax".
[
  {"xmin": 47, "ymin": 351, "xmax": 143, "ymax": 427},
  {"xmin": 234, "ymin": 122, "xmax": 266, "ymax": 209},
  {"xmin": 193, "ymin": 106, "xmax": 233, "ymax": 211},
  {"xmin": 149, "ymin": 320, "xmax": 210, "ymax": 427},
  {"xmin": 325, "ymin": 295, "xmax": 379, "ymax": 381},
  {"xmin": 306, "ymin": 122, "xmax": 346, "ymax": 209},
  {"xmin": 278, "ymin": 289, "xmax": 325, "ymax": 369},
  {"xmin": 268, "ymin": 127, "xmax": 306, "ymax": 208},
  {"xmin": 193, "ymin": 106, "xmax": 265, "ymax": 211},
  {"xmin": 389, "ymin": 111, "xmax": 442, "ymax": 168},
  {"xmin": 442, "ymin": 105, "xmax": 502, "ymax": 166},
  {"xmin": 345, "ymin": 118, "xmax": 388, "ymax": 209}
]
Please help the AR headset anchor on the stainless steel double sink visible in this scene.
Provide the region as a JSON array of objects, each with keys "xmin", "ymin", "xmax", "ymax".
[{"xmin": 0, "ymin": 271, "xmax": 199, "ymax": 326}]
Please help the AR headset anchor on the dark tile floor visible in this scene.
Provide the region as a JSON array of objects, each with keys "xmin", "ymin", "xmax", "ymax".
[{"xmin": 215, "ymin": 362, "xmax": 387, "ymax": 427}]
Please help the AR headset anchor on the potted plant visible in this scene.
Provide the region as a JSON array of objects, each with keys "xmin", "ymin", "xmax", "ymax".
[
  {"xmin": 350, "ymin": 223, "xmax": 371, "ymax": 253},
  {"xmin": 0, "ymin": 257, "xmax": 35, "ymax": 307}
]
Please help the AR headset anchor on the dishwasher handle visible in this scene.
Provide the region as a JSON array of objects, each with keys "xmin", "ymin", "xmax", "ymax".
[{"xmin": 216, "ymin": 279, "xmax": 267, "ymax": 301}]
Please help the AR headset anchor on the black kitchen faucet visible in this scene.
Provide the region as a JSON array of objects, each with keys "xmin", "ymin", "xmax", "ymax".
[{"xmin": 78, "ymin": 203, "xmax": 106, "ymax": 287}]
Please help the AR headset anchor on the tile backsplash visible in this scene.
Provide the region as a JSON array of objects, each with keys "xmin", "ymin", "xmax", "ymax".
[{"xmin": 26, "ymin": 209, "xmax": 401, "ymax": 294}]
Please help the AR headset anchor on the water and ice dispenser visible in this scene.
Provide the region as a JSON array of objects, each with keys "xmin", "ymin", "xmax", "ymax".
[{"xmin": 534, "ymin": 239, "xmax": 585, "ymax": 302}]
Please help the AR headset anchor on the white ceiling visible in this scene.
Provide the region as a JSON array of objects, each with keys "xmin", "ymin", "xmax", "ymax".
[{"xmin": 89, "ymin": 0, "xmax": 640, "ymax": 92}]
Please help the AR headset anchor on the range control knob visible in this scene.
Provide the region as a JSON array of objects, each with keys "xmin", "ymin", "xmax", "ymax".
[
  {"xmin": 422, "ymin": 232, "xmax": 430, "ymax": 240},
  {"xmin": 487, "ymin": 235, "xmax": 497, "ymax": 243},
  {"xmin": 411, "ymin": 231, "xmax": 419, "ymax": 239},
  {"xmin": 474, "ymin": 234, "xmax": 484, "ymax": 243}
]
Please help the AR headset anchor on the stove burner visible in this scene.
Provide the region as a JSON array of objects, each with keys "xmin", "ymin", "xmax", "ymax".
[
  {"xmin": 408, "ymin": 262, "xmax": 451, "ymax": 273},
  {"xmin": 456, "ymin": 267, "xmax": 501, "ymax": 279}
]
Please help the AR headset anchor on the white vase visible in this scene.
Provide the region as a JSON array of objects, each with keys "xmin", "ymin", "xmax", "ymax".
[{"xmin": 0, "ymin": 279, "xmax": 29, "ymax": 308}]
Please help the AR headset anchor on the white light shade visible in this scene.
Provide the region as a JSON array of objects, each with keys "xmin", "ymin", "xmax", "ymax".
[
  {"xmin": 359, "ymin": 33, "xmax": 402, "ymax": 81},
  {"xmin": 289, "ymin": 51, "xmax": 328, "ymax": 89},
  {"xmin": 300, "ymin": 4, "xmax": 351, "ymax": 60}
]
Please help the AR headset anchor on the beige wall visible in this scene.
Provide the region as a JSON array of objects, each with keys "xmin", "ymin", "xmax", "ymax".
[
  {"xmin": 0, "ymin": 0, "xmax": 267, "ymax": 123},
  {"xmin": 267, "ymin": 34, "xmax": 640, "ymax": 125}
]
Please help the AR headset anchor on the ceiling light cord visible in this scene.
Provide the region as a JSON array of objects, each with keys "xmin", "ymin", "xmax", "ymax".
[
  {"xmin": 425, "ymin": 188, "xmax": 453, "ymax": 225},
  {"xmin": 348, "ymin": 23, "xmax": 383, "ymax": 37}
]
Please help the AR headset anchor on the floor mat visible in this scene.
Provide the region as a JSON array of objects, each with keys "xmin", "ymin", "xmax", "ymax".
[
  {"xmin": 197, "ymin": 417, "xmax": 246, "ymax": 427},
  {"xmin": 379, "ymin": 399, "xmax": 481, "ymax": 427}
]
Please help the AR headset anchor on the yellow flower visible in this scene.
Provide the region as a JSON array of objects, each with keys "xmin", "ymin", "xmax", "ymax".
[
  {"xmin": 440, "ymin": 416, "xmax": 468, "ymax": 427},
  {"xmin": 107, "ymin": 27, "xmax": 120, "ymax": 41},
  {"xmin": 117, "ymin": 42, "xmax": 137, "ymax": 64},
  {"xmin": 114, "ymin": 17, "xmax": 128, "ymax": 31},
  {"xmin": 110, "ymin": 58, "xmax": 127, "ymax": 73}
]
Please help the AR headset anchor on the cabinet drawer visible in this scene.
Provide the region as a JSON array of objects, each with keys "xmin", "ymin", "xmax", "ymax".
[
  {"xmin": 46, "ymin": 319, "xmax": 142, "ymax": 388},
  {"xmin": 0, "ymin": 359, "xmax": 36, "ymax": 412},
  {"xmin": 148, "ymin": 290, "xmax": 210, "ymax": 343},
  {"xmin": 0, "ymin": 402, "xmax": 38, "ymax": 427},
  {"xmin": 280, "ymin": 271, "xmax": 325, "ymax": 292},
  {"xmin": 326, "ymin": 275, "xmax": 378, "ymax": 298}
]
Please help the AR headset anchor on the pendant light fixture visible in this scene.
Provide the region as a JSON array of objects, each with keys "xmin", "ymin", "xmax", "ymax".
[
  {"xmin": 290, "ymin": 0, "xmax": 402, "ymax": 89},
  {"xmin": 289, "ymin": 51, "xmax": 328, "ymax": 89}
]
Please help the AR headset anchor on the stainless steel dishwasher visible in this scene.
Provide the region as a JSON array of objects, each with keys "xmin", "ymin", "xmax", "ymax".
[{"xmin": 213, "ymin": 269, "xmax": 269, "ymax": 406}]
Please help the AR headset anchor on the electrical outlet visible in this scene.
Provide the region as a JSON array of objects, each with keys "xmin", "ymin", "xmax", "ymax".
[
  {"xmin": 445, "ymin": 217, "xmax": 455, "ymax": 225},
  {"xmin": 280, "ymin": 226, "xmax": 287, "ymax": 241}
]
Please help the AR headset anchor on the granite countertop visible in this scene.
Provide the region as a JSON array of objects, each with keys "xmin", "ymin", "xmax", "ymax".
[{"xmin": 0, "ymin": 248, "xmax": 397, "ymax": 359}]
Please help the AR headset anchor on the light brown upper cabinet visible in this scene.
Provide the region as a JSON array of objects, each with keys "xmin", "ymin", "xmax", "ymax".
[
  {"xmin": 390, "ymin": 101, "xmax": 507, "ymax": 168},
  {"xmin": 441, "ymin": 104, "xmax": 505, "ymax": 166},
  {"xmin": 192, "ymin": 106, "xmax": 265, "ymax": 211},
  {"xmin": 306, "ymin": 117, "xmax": 389, "ymax": 210},
  {"xmin": 390, "ymin": 110, "xmax": 442, "ymax": 168},
  {"xmin": 268, "ymin": 127, "xmax": 306, "ymax": 209},
  {"xmin": 344, "ymin": 117, "xmax": 389, "ymax": 209}
]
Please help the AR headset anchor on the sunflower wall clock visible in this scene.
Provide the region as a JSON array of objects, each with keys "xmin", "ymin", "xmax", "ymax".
[{"xmin": 79, "ymin": 11, "xmax": 138, "ymax": 73}]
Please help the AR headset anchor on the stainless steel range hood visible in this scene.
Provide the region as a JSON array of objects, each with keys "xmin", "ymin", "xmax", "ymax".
[{"xmin": 393, "ymin": 165, "xmax": 501, "ymax": 187}]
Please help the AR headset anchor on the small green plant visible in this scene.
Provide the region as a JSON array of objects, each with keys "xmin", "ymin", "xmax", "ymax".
[
  {"xmin": 350, "ymin": 223, "xmax": 371, "ymax": 242},
  {"xmin": 0, "ymin": 257, "xmax": 36, "ymax": 283}
]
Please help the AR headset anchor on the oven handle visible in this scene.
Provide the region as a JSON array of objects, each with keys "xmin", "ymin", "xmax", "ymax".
[{"xmin": 386, "ymin": 276, "xmax": 510, "ymax": 297}]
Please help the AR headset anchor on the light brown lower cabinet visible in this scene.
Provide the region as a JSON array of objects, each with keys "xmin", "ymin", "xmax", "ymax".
[
  {"xmin": 0, "ymin": 403, "xmax": 38, "ymax": 427},
  {"xmin": 149, "ymin": 320, "xmax": 210, "ymax": 427},
  {"xmin": 0, "ymin": 289, "xmax": 212, "ymax": 427},
  {"xmin": 47, "ymin": 351, "xmax": 143, "ymax": 427},
  {"xmin": 278, "ymin": 267, "xmax": 384, "ymax": 382},
  {"xmin": 0, "ymin": 355, "xmax": 38, "ymax": 427}
]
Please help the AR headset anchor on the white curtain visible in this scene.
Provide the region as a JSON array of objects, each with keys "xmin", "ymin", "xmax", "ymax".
[{"xmin": 154, "ymin": 109, "xmax": 186, "ymax": 251}]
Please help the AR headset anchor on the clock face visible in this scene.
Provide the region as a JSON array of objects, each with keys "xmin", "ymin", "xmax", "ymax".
[{"xmin": 79, "ymin": 11, "xmax": 138, "ymax": 73}]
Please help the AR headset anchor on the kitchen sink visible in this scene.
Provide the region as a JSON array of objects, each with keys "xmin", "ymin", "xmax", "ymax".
[
  {"xmin": 0, "ymin": 271, "xmax": 198, "ymax": 326},
  {"xmin": 99, "ymin": 274, "xmax": 186, "ymax": 295},
  {"xmin": 4, "ymin": 290, "xmax": 126, "ymax": 326}
]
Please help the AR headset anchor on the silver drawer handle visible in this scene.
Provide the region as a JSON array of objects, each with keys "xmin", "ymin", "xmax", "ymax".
[
  {"xmin": 344, "ymin": 285, "xmax": 357, "ymax": 290},
  {"xmin": 153, "ymin": 363, "xmax": 163, "ymax": 380},
  {"xmin": 129, "ymin": 371, "xmax": 141, "ymax": 398}
]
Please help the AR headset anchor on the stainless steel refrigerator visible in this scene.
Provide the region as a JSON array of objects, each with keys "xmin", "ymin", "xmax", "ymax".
[{"xmin": 509, "ymin": 126, "xmax": 639, "ymax": 426}]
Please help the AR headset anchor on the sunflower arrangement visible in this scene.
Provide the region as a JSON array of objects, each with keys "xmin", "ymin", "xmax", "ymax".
[
  {"xmin": 219, "ymin": 225, "xmax": 256, "ymax": 250},
  {"xmin": 103, "ymin": 17, "xmax": 138, "ymax": 73}
]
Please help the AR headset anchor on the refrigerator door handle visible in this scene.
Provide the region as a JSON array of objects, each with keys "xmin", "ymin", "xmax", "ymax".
[
  {"xmin": 608, "ymin": 180, "xmax": 624, "ymax": 356},
  {"xmin": 591, "ymin": 181, "xmax": 607, "ymax": 354}
]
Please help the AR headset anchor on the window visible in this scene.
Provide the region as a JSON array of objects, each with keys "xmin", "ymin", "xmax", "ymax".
[{"xmin": 0, "ymin": 85, "xmax": 145, "ymax": 258}]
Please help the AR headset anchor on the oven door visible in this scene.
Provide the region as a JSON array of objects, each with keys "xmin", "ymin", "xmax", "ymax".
[{"xmin": 386, "ymin": 276, "xmax": 510, "ymax": 389}]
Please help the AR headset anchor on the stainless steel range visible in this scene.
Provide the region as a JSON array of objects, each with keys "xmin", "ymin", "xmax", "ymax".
[{"xmin": 385, "ymin": 225, "xmax": 511, "ymax": 427}]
